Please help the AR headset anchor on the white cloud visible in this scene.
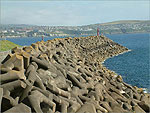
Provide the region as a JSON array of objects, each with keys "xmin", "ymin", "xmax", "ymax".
[{"xmin": 1, "ymin": 1, "xmax": 149, "ymax": 25}]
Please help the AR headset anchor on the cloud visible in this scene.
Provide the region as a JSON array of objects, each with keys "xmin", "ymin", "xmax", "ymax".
[{"xmin": 1, "ymin": 1, "xmax": 149, "ymax": 26}]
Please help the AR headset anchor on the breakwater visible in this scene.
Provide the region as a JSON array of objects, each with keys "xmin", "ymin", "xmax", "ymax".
[{"xmin": 0, "ymin": 36, "xmax": 150, "ymax": 113}]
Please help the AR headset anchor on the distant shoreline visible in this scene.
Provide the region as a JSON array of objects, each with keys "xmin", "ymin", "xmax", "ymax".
[{"xmin": 0, "ymin": 32, "xmax": 149, "ymax": 39}]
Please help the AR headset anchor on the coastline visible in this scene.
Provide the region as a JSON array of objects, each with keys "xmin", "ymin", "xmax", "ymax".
[
  {"xmin": 102, "ymin": 48, "xmax": 150, "ymax": 93},
  {"xmin": 101, "ymin": 49, "xmax": 131, "ymax": 64},
  {"xmin": 0, "ymin": 32, "xmax": 149, "ymax": 39}
]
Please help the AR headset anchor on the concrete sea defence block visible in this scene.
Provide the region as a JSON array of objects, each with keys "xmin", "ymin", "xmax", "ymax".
[
  {"xmin": 11, "ymin": 46, "xmax": 22, "ymax": 54},
  {"xmin": 4, "ymin": 103, "xmax": 31, "ymax": 113},
  {"xmin": 0, "ymin": 70, "xmax": 26, "ymax": 83},
  {"xmin": 76, "ymin": 103, "xmax": 97, "ymax": 113},
  {"xmin": 31, "ymin": 43, "xmax": 39, "ymax": 52},
  {"xmin": 0, "ymin": 88, "xmax": 3, "ymax": 111},
  {"xmin": 1, "ymin": 54, "xmax": 24, "ymax": 71},
  {"xmin": 132, "ymin": 105, "xmax": 146, "ymax": 113},
  {"xmin": 28, "ymin": 90, "xmax": 56, "ymax": 113},
  {"xmin": 23, "ymin": 46, "xmax": 34, "ymax": 53},
  {"xmin": 21, "ymin": 51, "xmax": 31, "ymax": 69},
  {"xmin": 0, "ymin": 36, "xmax": 149, "ymax": 113},
  {"xmin": 138, "ymin": 101, "xmax": 150, "ymax": 112},
  {"xmin": 1, "ymin": 53, "xmax": 13, "ymax": 64},
  {"xmin": 47, "ymin": 83, "xmax": 71, "ymax": 98},
  {"xmin": 1, "ymin": 80, "xmax": 26, "ymax": 95},
  {"xmin": 31, "ymin": 56, "xmax": 50, "ymax": 69}
]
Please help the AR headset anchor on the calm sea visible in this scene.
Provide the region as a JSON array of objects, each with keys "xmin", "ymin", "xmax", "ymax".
[
  {"xmin": 105, "ymin": 33, "xmax": 150, "ymax": 92},
  {"xmin": 2, "ymin": 33, "xmax": 150, "ymax": 91}
]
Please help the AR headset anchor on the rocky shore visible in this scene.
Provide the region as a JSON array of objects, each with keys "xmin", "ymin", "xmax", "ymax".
[{"xmin": 0, "ymin": 36, "xmax": 150, "ymax": 113}]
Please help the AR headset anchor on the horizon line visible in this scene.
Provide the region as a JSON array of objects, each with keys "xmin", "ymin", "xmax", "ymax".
[{"xmin": 1, "ymin": 19, "xmax": 149, "ymax": 27}]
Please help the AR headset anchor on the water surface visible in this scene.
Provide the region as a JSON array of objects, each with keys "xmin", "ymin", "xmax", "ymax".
[{"xmin": 104, "ymin": 33, "xmax": 149, "ymax": 91}]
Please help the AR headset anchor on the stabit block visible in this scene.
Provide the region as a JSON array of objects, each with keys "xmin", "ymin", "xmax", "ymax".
[
  {"xmin": 13, "ymin": 54, "xmax": 24, "ymax": 71},
  {"xmin": 3, "ymin": 103, "xmax": 31, "ymax": 113},
  {"xmin": 0, "ymin": 36, "xmax": 148, "ymax": 113},
  {"xmin": 1, "ymin": 54, "xmax": 24, "ymax": 71},
  {"xmin": 39, "ymin": 54, "xmax": 49, "ymax": 61},
  {"xmin": 76, "ymin": 103, "xmax": 97, "ymax": 113},
  {"xmin": 31, "ymin": 43, "xmax": 39, "ymax": 52},
  {"xmin": 11, "ymin": 46, "xmax": 22, "ymax": 54},
  {"xmin": 138, "ymin": 101, "xmax": 150, "ymax": 112},
  {"xmin": 0, "ymin": 70, "xmax": 26, "ymax": 83},
  {"xmin": 38, "ymin": 44, "xmax": 46, "ymax": 52},
  {"xmin": 21, "ymin": 51, "xmax": 31, "ymax": 69},
  {"xmin": 23, "ymin": 46, "xmax": 34, "ymax": 53},
  {"xmin": 0, "ymin": 88, "xmax": 3, "ymax": 109},
  {"xmin": 132, "ymin": 105, "xmax": 146, "ymax": 113},
  {"xmin": 1, "ymin": 53, "xmax": 13, "ymax": 64},
  {"xmin": 28, "ymin": 90, "xmax": 56, "ymax": 113},
  {"xmin": 1, "ymin": 80, "xmax": 26, "ymax": 93},
  {"xmin": 47, "ymin": 83, "xmax": 71, "ymax": 98},
  {"xmin": 31, "ymin": 56, "xmax": 50, "ymax": 69}
]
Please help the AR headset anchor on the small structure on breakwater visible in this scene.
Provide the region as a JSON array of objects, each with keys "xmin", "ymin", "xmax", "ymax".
[{"xmin": 97, "ymin": 28, "xmax": 99, "ymax": 36}]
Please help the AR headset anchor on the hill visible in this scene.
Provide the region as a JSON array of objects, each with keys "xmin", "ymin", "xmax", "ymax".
[
  {"xmin": 82, "ymin": 20, "xmax": 150, "ymax": 34},
  {"xmin": 0, "ymin": 20, "xmax": 150, "ymax": 37},
  {"xmin": 94, "ymin": 20, "xmax": 149, "ymax": 25},
  {"xmin": 0, "ymin": 40, "xmax": 21, "ymax": 51}
]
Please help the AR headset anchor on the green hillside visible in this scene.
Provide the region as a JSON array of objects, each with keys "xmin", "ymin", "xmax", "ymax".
[
  {"xmin": 99, "ymin": 20, "xmax": 148, "ymax": 25},
  {"xmin": 0, "ymin": 40, "xmax": 21, "ymax": 51}
]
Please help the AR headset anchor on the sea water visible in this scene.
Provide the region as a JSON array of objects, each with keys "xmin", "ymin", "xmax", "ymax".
[
  {"xmin": 2, "ymin": 33, "xmax": 150, "ymax": 92},
  {"xmin": 105, "ymin": 33, "xmax": 150, "ymax": 92},
  {"xmin": 2, "ymin": 36, "xmax": 65, "ymax": 46}
]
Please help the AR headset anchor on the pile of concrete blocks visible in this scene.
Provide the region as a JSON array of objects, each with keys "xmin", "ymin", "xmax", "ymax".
[{"xmin": 0, "ymin": 36, "xmax": 149, "ymax": 113}]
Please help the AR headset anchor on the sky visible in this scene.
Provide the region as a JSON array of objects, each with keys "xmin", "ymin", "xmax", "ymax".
[{"xmin": 1, "ymin": 1, "xmax": 149, "ymax": 26}]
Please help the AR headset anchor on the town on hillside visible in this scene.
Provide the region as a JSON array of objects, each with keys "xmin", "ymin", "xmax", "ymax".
[{"xmin": 0, "ymin": 20, "xmax": 150, "ymax": 38}]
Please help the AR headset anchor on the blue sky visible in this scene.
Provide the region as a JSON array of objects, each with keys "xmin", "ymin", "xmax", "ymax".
[{"xmin": 1, "ymin": 1, "xmax": 149, "ymax": 26}]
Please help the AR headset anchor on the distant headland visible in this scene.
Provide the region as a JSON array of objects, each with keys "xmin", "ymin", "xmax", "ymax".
[{"xmin": 0, "ymin": 20, "xmax": 150, "ymax": 38}]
